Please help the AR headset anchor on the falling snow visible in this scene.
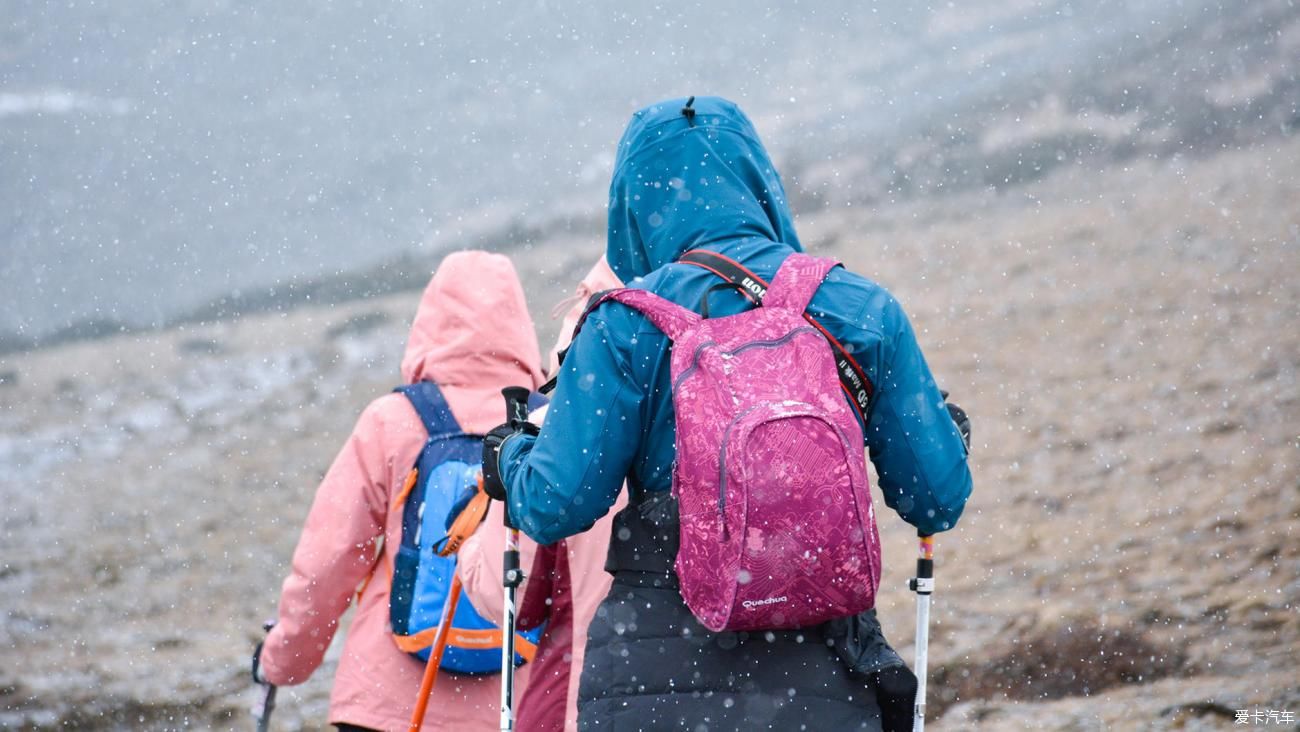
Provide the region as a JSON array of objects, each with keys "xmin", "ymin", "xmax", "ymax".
[{"xmin": 2, "ymin": 0, "xmax": 1298, "ymax": 730}]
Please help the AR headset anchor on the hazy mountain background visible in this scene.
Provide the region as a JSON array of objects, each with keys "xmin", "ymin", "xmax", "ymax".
[
  {"xmin": 2, "ymin": 1, "xmax": 1297, "ymax": 730},
  {"xmin": 4, "ymin": 0, "xmax": 1293, "ymax": 349}
]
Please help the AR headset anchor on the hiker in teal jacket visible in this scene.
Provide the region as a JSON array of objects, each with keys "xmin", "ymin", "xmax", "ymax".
[
  {"xmin": 496, "ymin": 97, "xmax": 970, "ymax": 543},
  {"xmin": 488, "ymin": 96, "xmax": 972, "ymax": 730}
]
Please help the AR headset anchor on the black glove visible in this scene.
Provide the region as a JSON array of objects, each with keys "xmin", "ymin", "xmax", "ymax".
[
  {"xmin": 481, "ymin": 421, "xmax": 540, "ymax": 502},
  {"xmin": 947, "ymin": 402, "xmax": 971, "ymax": 450},
  {"xmin": 481, "ymin": 423, "xmax": 517, "ymax": 502},
  {"xmin": 940, "ymin": 389, "xmax": 971, "ymax": 450}
]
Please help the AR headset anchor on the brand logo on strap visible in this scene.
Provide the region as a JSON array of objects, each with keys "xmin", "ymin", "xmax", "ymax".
[
  {"xmin": 839, "ymin": 356, "xmax": 871, "ymax": 410},
  {"xmin": 740, "ymin": 276, "xmax": 767, "ymax": 299}
]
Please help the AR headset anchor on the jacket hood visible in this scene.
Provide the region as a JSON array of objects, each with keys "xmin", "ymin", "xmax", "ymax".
[
  {"xmin": 606, "ymin": 96, "xmax": 802, "ymax": 282},
  {"xmin": 400, "ymin": 250, "xmax": 543, "ymax": 432}
]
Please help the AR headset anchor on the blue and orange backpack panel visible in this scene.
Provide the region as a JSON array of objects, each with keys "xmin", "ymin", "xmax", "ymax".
[{"xmin": 389, "ymin": 381, "xmax": 544, "ymax": 673}]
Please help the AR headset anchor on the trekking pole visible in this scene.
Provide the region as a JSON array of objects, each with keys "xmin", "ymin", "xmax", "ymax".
[
  {"xmin": 253, "ymin": 620, "xmax": 277, "ymax": 732},
  {"xmin": 406, "ymin": 574, "xmax": 464, "ymax": 732},
  {"xmin": 909, "ymin": 535, "xmax": 935, "ymax": 732},
  {"xmin": 498, "ymin": 386, "xmax": 531, "ymax": 732}
]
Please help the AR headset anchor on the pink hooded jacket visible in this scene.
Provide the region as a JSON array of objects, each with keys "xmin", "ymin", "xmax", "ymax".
[
  {"xmin": 458, "ymin": 257, "xmax": 625, "ymax": 732},
  {"xmin": 260, "ymin": 251, "xmax": 544, "ymax": 731}
]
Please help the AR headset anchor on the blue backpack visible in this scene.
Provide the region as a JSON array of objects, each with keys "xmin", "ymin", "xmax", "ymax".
[{"xmin": 388, "ymin": 381, "xmax": 544, "ymax": 673}]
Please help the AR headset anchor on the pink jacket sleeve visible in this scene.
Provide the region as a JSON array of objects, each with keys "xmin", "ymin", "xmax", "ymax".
[{"xmin": 259, "ymin": 400, "xmax": 395, "ymax": 686}]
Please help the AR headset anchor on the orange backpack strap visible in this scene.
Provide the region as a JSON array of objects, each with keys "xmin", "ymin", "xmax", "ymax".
[
  {"xmin": 443, "ymin": 628, "xmax": 539, "ymax": 662},
  {"xmin": 435, "ymin": 477, "xmax": 493, "ymax": 557},
  {"xmin": 392, "ymin": 467, "xmax": 420, "ymax": 510},
  {"xmin": 512, "ymin": 633, "xmax": 538, "ymax": 663},
  {"xmin": 399, "ymin": 626, "xmax": 539, "ymax": 661}
]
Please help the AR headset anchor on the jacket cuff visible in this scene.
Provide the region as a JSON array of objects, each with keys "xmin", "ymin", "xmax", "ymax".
[{"xmin": 497, "ymin": 431, "xmax": 537, "ymax": 530}]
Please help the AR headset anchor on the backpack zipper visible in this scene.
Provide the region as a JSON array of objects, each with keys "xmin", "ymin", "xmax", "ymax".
[{"xmin": 671, "ymin": 326, "xmax": 818, "ymax": 393}]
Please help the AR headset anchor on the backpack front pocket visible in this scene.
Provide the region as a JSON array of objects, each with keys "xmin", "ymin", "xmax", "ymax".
[{"xmin": 713, "ymin": 401, "xmax": 876, "ymax": 630}]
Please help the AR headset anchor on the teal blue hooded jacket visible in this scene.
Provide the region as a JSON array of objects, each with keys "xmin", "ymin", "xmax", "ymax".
[{"xmin": 500, "ymin": 96, "xmax": 971, "ymax": 543}]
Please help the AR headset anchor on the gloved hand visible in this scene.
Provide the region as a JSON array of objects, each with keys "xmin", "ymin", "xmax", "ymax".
[
  {"xmin": 481, "ymin": 423, "xmax": 517, "ymax": 502},
  {"xmin": 940, "ymin": 389, "xmax": 971, "ymax": 451},
  {"xmin": 947, "ymin": 402, "xmax": 970, "ymax": 450},
  {"xmin": 481, "ymin": 421, "xmax": 539, "ymax": 502}
]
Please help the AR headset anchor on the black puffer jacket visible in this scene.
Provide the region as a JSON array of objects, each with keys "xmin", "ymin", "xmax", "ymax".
[{"xmin": 576, "ymin": 494, "xmax": 884, "ymax": 731}]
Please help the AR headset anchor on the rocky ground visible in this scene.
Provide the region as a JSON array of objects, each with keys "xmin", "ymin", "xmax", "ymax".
[{"xmin": 2, "ymin": 135, "xmax": 1297, "ymax": 731}]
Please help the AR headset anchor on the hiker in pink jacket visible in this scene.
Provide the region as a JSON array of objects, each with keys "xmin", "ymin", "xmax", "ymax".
[
  {"xmin": 458, "ymin": 257, "xmax": 625, "ymax": 732},
  {"xmin": 255, "ymin": 251, "xmax": 543, "ymax": 731}
]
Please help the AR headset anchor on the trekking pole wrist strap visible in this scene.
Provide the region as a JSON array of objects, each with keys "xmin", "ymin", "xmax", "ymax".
[{"xmin": 678, "ymin": 249, "xmax": 874, "ymax": 422}]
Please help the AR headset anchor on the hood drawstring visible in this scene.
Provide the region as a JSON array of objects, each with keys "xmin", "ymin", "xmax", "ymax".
[
  {"xmin": 681, "ymin": 96, "xmax": 696, "ymax": 127},
  {"xmin": 550, "ymin": 284, "xmax": 591, "ymax": 321}
]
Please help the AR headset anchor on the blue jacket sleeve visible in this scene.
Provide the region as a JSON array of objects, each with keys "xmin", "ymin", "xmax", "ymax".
[
  {"xmin": 865, "ymin": 301, "xmax": 972, "ymax": 535},
  {"xmin": 498, "ymin": 313, "xmax": 641, "ymax": 545}
]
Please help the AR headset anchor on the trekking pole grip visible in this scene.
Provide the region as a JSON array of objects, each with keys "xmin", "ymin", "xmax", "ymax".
[
  {"xmin": 502, "ymin": 387, "xmax": 531, "ymax": 430},
  {"xmin": 498, "ymin": 387, "xmax": 529, "ymax": 731},
  {"xmin": 499, "ymin": 387, "xmax": 529, "ymax": 585}
]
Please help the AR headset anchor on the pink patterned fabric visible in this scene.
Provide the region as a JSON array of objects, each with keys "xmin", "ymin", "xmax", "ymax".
[{"xmin": 596, "ymin": 253, "xmax": 880, "ymax": 632}]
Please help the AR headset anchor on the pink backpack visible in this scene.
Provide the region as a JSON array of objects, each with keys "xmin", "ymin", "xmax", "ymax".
[{"xmin": 590, "ymin": 253, "xmax": 881, "ymax": 632}]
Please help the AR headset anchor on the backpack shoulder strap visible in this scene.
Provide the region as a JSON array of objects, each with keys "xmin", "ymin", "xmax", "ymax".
[
  {"xmin": 575, "ymin": 287, "xmax": 700, "ymax": 342},
  {"xmin": 678, "ymin": 249, "xmax": 874, "ymax": 421},
  {"xmin": 542, "ymin": 287, "xmax": 698, "ymax": 396},
  {"xmin": 764, "ymin": 253, "xmax": 839, "ymax": 313},
  {"xmin": 393, "ymin": 381, "xmax": 460, "ymax": 437}
]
